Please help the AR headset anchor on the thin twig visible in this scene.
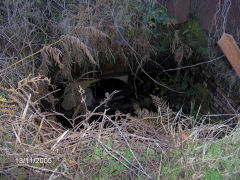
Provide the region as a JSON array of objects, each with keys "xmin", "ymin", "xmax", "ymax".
[{"xmin": 162, "ymin": 55, "xmax": 224, "ymax": 72}]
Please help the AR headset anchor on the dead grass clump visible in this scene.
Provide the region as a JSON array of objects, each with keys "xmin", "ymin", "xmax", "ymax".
[
  {"xmin": 0, "ymin": 89, "xmax": 174, "ymax": 179},
  {"xmin": 1, "ymin": 1, "xmax": 239, "ymax": 179},
  {"xmin": 0, "ymin": 80, "xmax": 186, "ymax": 179},
  {"xmin": 0, "ymin": 77, "xmax": 239, "ymax": 179},
  {"xmin": 0, "ymin": 0, "xmax": 74, "ymax": 85}
]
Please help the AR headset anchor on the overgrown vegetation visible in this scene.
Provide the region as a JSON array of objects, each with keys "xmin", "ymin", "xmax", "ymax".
[{"xmin": 0, "ymin": 0, "xmax": 239, "ymax": 179}]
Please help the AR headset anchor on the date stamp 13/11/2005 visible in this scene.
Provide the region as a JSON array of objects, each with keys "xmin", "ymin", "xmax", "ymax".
[{"xmin": 16, "ymin": 157, "xmax": 52, "ymax": 164}]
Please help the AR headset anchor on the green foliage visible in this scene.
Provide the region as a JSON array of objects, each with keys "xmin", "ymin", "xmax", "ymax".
[
  {"xmin": 180, "ymin": 71, "xmax": 195, "ymax": 97},
  {"xmin": 191, "ymin": 84, "xmax": 213, "ymax": 115},
  {"xmin": 88, "ymin": 141, "xmax": 131, "ymax": 178},
  {"xmin": 0, "ymin": 90, "xmax": 8, "ymax": 102},
  {"xmin": 83, "ymin": 140, "xmax": 173, "ymax": 179},
  {"xmin": 185, "ymin": 133, "xmax": 240, "ymax": 180},
  {"xmin": 180, "ymin": 17, "xmax": 208, "ymax": 57},
  {"xmin": 153, "ymin": 70, "xmax": 196, "ymax": 111},
  {"xmin": 3, "ymin": 133, "xmax": 11, "ymax": 141},
  {"xmin": 151, "ymin": 68, "xmax": 213, "ymax": 116},
  {"xmin": 160, "ymin": 148, "xmax": 194, "ymax": 179},
  {"xmin": 53, "ymin": 10, "xmax": 62, "ymax": 21},
  {"xmin": 137, "ymin": 3, "xmax": 170, "ymax": 34},
  {"xmin": 204, "ymin": 145, "xmax": 223, "ymax": 159},
  {"xmin": 204, "ymin": 170, "xmax": 223, "ymax": 180},
  {"xmin": 66, "ymin": 3, "xmax": 73, "ymax": 9},
  {"xmin": 6, "ymin": 142, "xmax": 15, "ymax": 150}
]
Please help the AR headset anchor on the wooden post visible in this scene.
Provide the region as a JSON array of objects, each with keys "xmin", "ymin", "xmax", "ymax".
[{"xmin": 218, "ymin": 33, "xmax": 240, "ymax": 78}]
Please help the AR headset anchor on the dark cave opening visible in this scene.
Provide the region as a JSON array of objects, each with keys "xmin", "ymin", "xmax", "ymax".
[{"xmin": 39, "ymin": 66, "xmax": 237, "ymax": 130}]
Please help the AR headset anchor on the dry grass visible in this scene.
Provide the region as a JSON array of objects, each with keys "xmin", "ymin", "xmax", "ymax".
[
  {"xmin": 35, "ymin": 0, "xmax": 167, "ymax": 85},
  {"xmin": 0, "ymin": 79, "xmax": 239, "ymax": 179},
  {"xmin": 0, "ymin": 0, "xmax": 72, "ymax": 86},
  {"xmin": 0, "ymin": 86, "xmax": 171, "ymax": 179},
  {"xmin": 0, "ymin": 0, "xmax": 239, "ymax": 179}
]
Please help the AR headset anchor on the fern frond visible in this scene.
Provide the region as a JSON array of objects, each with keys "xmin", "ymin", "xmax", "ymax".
[
  {"xmin": 150, "ymin": 95, "xmax": 169, "ymax": 113},
  {"xmin": 74, "ymin": 26, "xmax": 110, "ymax": 39},
  {"xmin": 133, "ymin": 103, "xmax": 158, "ymax": 120},
  {"xmin": 61, "ymin": 42, "xmax": 73, "ymax": 79},
  {"xmin": 42, "ymin": 46, "xmax": 63, "ymax": 69},
  {"xmin": 64, "ymin": 35, "xmax": 97, "ymax": 65},
  {"xmin": 133, "ymin": 95, "xmax": 175, "ymax": 131},
  {"xmin": 39, "ymin": 49, "xmax": 51, "ymax": 76},
  {"xmin": 0, "ymin": 74, "xmax": 52, "ymax": 114}
]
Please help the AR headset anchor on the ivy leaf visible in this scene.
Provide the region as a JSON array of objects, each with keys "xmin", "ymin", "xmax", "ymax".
[
  {"xmin": 145, "ymin": 28, "xmax": 152, "ymax": 34},
  {"xmin": 182, "ymin": 29, "xmax": 189, "ymax": 35},
  {"xmin": 162, "ymin": 19, "xmax": 168, "ymax": 25},
  {"xmin": 3, "ymin": 133, "xmax": 11, "ymax": 140}
]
